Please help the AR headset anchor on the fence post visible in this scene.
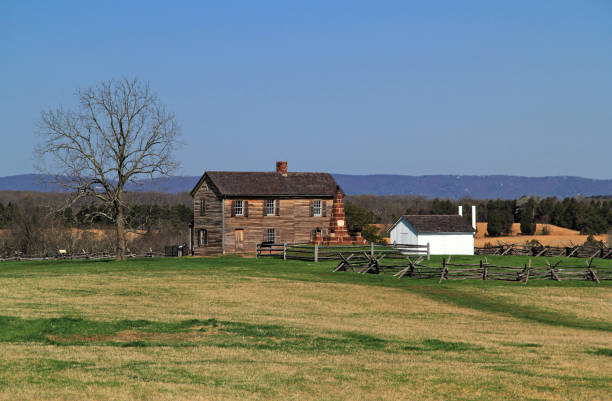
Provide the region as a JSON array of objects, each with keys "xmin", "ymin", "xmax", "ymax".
[
  {"xmin": 370, "ymin": 242, "xmax": 374, "ymax": 258},
  {"xmin": 523, "ymin": 263, "xmax": 530, "ymax": 284},
  {"xmin": 439, "ymin": 258, "xmax": 448, "ymax": 283},
  {"xmin": 283, "ymin": 243, "xmax": 287, "ymax": 261},
  {"xmin": 427, "ymin": 242, "xmax": 431, "ymax": 260},
  {"xmin": 314, "ymin": 244, "xmax": 319, "ymax": 263},
  {"xmin": 481, "ymin": 260, "xmax": 487, "ymax": 280},
  {"xmin": 255, "ymin": 242, "xmax": 259, "ymax": 259}
]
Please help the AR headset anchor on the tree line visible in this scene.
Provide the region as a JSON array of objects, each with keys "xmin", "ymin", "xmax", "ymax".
[
  {"xmin": 345, "ymin": 195, "xmax": 612, "ymax": 238},
  {"xmin": 1, "ymin": 191, "xmax": 612, "ymax": 256},
  {"xmin": 0, "ymin": 194, "xmax": 191, "ymax": 257}
]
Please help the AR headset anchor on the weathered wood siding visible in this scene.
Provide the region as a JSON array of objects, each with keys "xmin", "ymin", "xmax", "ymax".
[
  {"xmin": 192, "ymin": 176, "xmax": 224, "ymax": 256},
  {"xmin": 223, "ymin": 198, "xmax": 332, "ymax": 254}
]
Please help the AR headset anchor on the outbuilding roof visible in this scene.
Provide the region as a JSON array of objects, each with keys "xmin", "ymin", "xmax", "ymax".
[
  {"xmin": 393, "ymin": 215, "xmax": 475, "ymax": 233},
  {"xmin": 191, "ymin": 171, "xmax": 339, "ymax": 197}
]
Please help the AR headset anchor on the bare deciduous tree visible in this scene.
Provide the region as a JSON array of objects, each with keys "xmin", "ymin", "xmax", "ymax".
[{"xmin": 36, "ymin": 77, "xmax": 180, "ymax": 260}]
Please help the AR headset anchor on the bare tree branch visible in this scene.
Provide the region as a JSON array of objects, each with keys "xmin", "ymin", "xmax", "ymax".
[{"xmin": 35, "ymin": 77, "xmax": 181, "ymax": 260}]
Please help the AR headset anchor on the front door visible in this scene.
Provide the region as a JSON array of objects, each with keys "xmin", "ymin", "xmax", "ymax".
[{"xmin": 235, "ymin": 229, "xmax": 245, "ymax": 252}]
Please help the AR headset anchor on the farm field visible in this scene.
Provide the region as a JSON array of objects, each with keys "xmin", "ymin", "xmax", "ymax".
[
  {"xmin": 475, "ymin": 222, "xmax": 609, "ymax": 247},
  {"xmin": 0, "ymin": 228, "xmax": 146, "ymax": 242},
  {"xmin": 0, "ymin": 256, "xmax": 610, "ymax": 400}
]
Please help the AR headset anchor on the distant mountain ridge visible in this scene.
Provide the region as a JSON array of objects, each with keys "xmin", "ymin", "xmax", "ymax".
[
  {"xmin": 333, "ymin": 174, "xmax": 612, "ymax": 199},
  {"xmin": 1, "ymin": 174, "xmax": 612, "ymax": 199}
]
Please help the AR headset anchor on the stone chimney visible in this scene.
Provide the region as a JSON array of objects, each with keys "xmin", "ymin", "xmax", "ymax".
[
  {"xmin": 472, "ymin": 205, "xmax": 477, "ymax": 231},
  {"xmin": 276, "ymin": 161, "xmax": 288, "ymax": 176}
]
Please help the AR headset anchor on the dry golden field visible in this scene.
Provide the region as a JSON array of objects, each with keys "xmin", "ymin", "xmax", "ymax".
[
  {"xmin": 0, "ymin": 256, "xmax": 610, "ymax": 400},
  {"xmin": 0, "ymin": 228, "xmax": 146, "ymax": 242},
  {"xmin": 475, "ymin": 223, "xmax": 609, "ymax": 247}
]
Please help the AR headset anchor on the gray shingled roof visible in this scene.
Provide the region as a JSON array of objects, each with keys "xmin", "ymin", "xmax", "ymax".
[
  {"xmin": 403, "ymin": 215, "xmax": 475, "ymax": 233},
  {"xmin": 198, "ymin": 171, "xmax": 339, "ymax": 197}
]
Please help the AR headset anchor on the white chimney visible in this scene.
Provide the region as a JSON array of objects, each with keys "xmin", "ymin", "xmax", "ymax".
[
  {"xmin": 458, "ymin": 205, "xmax": 463, "ymax": 216},
  {"xmin": 471, "ymin": 205, "xmax": 477, "ymax": 231}
]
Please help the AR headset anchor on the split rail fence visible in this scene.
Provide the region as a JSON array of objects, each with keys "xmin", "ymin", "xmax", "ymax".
[
  {"xmin": 256, "ymin": 242, "xmax": 430, "ymax": 262},
  {"xmin": 333, "ymin": 255, "xmax": 611, "ymax": 284},
  {"xmin": 475, "ymin": 243, "xmax": 612, "ymax": 259},
  {"xmin": 0, "ymin": 251, "xmax": 166, "ymax": 262}
]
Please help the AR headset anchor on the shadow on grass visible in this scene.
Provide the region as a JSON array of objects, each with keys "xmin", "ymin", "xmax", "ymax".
[
  {"xmin": 501, "ymin": 342, "xmax": 541, "ymax": 348},
  {"xmin": 403, "ymin": 338, "xmax": 483, "ymax": 352},
  {"xmin": 0, "ymin": 315, "xmax": 397, "ymax": 353},
  {"xmin": 589, "ymin": 348, "xmax": 612, "ymax": 357},
  {"xmin": 406, "ymin": 286, "xmax": 612, "ymax": 333}
]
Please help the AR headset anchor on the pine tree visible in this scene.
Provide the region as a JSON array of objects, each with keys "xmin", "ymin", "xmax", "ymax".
[{"xmin": 520, "ymin": 205, "xmax": 536, "ymax": 235}]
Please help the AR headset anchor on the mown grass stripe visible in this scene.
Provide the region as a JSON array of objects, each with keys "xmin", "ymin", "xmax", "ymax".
[{"xmin": 405, "ymin": 285, "xmax": 612, "ymax": 332}]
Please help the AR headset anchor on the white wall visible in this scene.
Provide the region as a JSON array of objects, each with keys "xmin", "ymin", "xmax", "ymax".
[
  {"xmin": 417, "ymin": 233, "xmax": 474, "ymax": 255},
  {"xmin": 389, "ymin": 218, "xmax": 474, "ymax": 255},
  {"xmin": 389, "ymin": 219, "xmax": 418, "ymax": 245}
]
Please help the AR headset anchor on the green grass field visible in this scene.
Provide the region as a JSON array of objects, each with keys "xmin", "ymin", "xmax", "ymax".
[{"xmin": 0, "ymin": 255, "xmax": 610, "ymax": 400}]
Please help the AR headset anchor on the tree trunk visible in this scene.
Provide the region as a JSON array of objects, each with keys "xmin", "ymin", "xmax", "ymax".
[{"xmin": 115, "ymin": 199, "xmax": 126, "ymax": 261}]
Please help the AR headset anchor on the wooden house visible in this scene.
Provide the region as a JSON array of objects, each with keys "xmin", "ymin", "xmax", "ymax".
[{"xmin": 190, "ymin": 161, "xmax": 360, "ymax": 255}]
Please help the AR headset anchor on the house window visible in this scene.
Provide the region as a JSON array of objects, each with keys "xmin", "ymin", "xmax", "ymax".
[
  {"xmin": 266, "ymin": 228, "xmax": 276, "ymax": 243},
  {"xmin": 198, "ymin": 229, "xmax": 208, "ymax": 246},
  {"xmin": 313, "ymin": 200, "xmax": 322, "ymax": 216},
  {"xmin": 265, "ymin": 199, "xmax": 275, "ymax": 216},
  {"xmin": 200, "ymin": 200, "xmax": 206, "ymax": 216},
  {"xmin": 235, "ymin": 200, "xmax": 243, "ymax": 216}
]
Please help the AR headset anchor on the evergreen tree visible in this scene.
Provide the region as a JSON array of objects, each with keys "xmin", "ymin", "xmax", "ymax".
[
  {"xmin": 430, "ymin": 198, "xmax": 456, "ymax": 215},
  {"xmin": 519, "ymin": 205, "xmax": 536, "ymax": 234},
  {"xmin": 345, "ymin": 204, "xmax": 380, "ymax": 234},
  {"xmin": 486, "ymin": 200, "xmax": 513, "ymax": 237}
]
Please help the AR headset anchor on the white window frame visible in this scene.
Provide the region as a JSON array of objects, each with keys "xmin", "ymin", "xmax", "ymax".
[
  {"xmin": 265, "ymin": 199, "xmax": 275, "ymax": 216},
  {"xmin": 266, "ymin": 228, "xmax": 275, "ymax": 243},
  {"xmin": 235, "ymin": 200, "xmax": 244, "ymax": 216},
  {"xmin": 313, "ymin": 200, "xmax": 322, "ymax": 217}
]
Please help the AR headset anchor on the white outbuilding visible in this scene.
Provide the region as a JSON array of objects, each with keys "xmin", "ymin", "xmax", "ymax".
[{"xmin": 388, "ymin": 208, "xmax": 476, "ymax": 255}]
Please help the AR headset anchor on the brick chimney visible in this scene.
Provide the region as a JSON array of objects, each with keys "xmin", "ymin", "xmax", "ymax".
[
  {"xmin": 327, "ymin": 188, "xmax": 349, "ymax": 239},
  {"xmin": 276, "ymin": 161, "xmax": 288, "ymax": 176},
  {"xmin": 316, "ymin": 187, "xmax": 367, "ymax": 245}
]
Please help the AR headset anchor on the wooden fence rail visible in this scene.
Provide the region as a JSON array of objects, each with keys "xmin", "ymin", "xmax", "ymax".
[
  {"xmin": 256, "ymin": 242, "xmax": 430, "ymax": 262},
  {"xmin": 475, "ymin": 244, "xmax": 612, "ymax": 259},
  {"xmin": 0, "ymin": 251, "xmax": 167, "ymax": 262},
  {"xmin": 333, "ymin": 255, "xmax": 611, "ymax": 284}
]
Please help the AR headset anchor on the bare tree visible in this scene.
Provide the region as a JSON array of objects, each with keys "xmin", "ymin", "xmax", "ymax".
[{"xmin": 36, "ymin": 78, "xmax": 180, "ymax": 260}]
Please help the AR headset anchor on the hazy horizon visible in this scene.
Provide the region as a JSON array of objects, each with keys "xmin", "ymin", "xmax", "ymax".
[{"xmin": 4, "ymin": 172, "xmax": 612, "ymax": 181}]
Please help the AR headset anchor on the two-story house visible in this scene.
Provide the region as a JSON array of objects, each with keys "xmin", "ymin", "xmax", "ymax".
[{"xmin": 190, "ymin": 161, "xmax": 343, "ymax": 255}]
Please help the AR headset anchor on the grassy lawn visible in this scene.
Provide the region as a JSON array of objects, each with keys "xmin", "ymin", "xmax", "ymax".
[{"xmin": 0, "ymin": 255, "xmax": 610, "ymax": 400}]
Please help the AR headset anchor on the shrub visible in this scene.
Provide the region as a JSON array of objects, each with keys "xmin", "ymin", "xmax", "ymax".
[
  {"xmin": 361, "ymin": 224, "xmax": 384, "ymax": 243},
  {"xmin": 583, "ymin": 234, "xmax": 604, "ymax": 248}
]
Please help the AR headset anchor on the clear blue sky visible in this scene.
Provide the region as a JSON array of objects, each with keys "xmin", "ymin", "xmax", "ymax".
[{"xmin": 2, "ymin": 1, "xmax": 612, "ymax": 178}]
